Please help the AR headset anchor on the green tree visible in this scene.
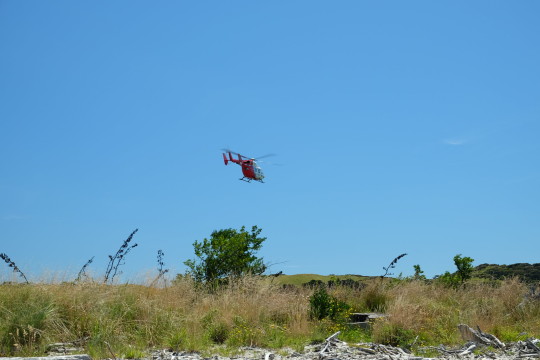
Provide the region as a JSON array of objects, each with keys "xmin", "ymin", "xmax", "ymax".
[
  {"xmin": 184, "ymin": 226, "xmax": 267, "ymax": 284},
  {"xmin": 454, "ymin": 254, "xmax": 474, "ymax": 284},
  {"xmin": 435, "ymin": 254, "xmax": 475, "ymax": 287},
  {"xmin": 413, "ymin": 264, "xmax": 426, "ymax": 280}
]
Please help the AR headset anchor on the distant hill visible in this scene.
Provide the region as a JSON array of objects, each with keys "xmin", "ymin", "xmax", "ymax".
[
  {"xmin": 272, "ymin": 273, "xmax": 372, "ymax": 286},
  {"xmin": 270, "ymin": 264, "xmax": 540, "ymax": 287},
  {"xmin": 473, "ymin": 263, "xmax": 540, "ymax": 282}
]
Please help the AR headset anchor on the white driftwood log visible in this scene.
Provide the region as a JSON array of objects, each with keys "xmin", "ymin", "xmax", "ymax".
[
  {"xmin": 0, "ymin": 356, "xmax": 91, "ymax": 360},
  {"xmin": 457, "ymin": 324, "xmax": 505, "ymax": 349}
]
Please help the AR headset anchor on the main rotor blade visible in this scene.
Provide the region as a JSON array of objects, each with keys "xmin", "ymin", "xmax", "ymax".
[
  {"xmin": 254, "ymin": 153, "xmax": 276, "ymax": 160},
  {"xmin": 222, "ymin": 149, "xmax": 275, "ymax": 161}
]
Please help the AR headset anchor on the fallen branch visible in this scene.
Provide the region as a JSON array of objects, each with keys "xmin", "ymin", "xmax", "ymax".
[
  {"xmin": 320, "ymin": 331, "xmax": 341, "ymax": 354},
  {"xmin": 458, "ymin": 343, "xmax": 477, "ymax": 356},
  {"xmin": 458, "ymin": 324, "xmax": 505, "ymax": 349}
]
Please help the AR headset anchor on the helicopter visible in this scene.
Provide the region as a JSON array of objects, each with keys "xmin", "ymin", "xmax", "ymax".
[{"xmin": 222, "ymin": 149, "xmax": 273, "ymax": 183}]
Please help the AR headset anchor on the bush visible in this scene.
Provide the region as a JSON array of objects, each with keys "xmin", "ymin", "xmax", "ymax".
[
  {"xmin": 208, "ymin": 323, "xmax": 229, "ymax": 344},
  {"xmin": 184, "ymin": 226, "xmax": 267, "ymax": 285},
  {"xmin": 309, "ymin": 287, "xmax": 350, "ymax": 321}
]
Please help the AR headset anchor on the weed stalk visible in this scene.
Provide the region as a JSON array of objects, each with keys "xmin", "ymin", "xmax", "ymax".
[
  {"xmin": 104, "ymin": 229, "xmax": 139, "ymax": 283},
  {"xmin": 75, "ymin": 256, "xmax": 94, "ymax": 283},
  {"xmin": 381, "ymin": 253, "xmax": 407, "ymax": 279},
  {"xmin": 0, "ymin": 252, "xmax": 29, "ymax": 284}
]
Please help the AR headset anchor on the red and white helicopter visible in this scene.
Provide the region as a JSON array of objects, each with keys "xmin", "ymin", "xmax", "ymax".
[{"xmin": 222, "ymin": 149, "xmax": 273, "ymax": 183}]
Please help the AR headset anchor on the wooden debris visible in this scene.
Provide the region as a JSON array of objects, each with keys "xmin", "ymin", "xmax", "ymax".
[
  {"xmin": 457, "ymin": 324, "xmax": 505, "ymax": 349},
  {"xmin": 527, "ymin": 339, "xmax": 540, "ymax": 353},
  {"xmin": 477, "ymin": 326, "xmax": 506, "ymax": 349},
  {"xmin": 320, "ymin": 331, "xmax": 342, "ymax": 354},
  {"xmin": 517, "ymin": 339, "xmax": 540, "ymax": 358},
  {"xmin": 355, "ymin": 347, "xmax": 376, "ymax": 355},
  {"xmin": 46, "ymin": 342, "xmax": 84, "ymax": 355},
  {"xmin": 0, "ymin": 356, "xmax": 91, "ymax": 360},
  {"xmin": 458, "ymin": 343, "xmax": 477, "ymax": 356}
]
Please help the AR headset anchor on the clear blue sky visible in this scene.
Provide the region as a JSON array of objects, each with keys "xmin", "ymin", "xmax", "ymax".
[{"xmin": 1, "ymin": 1, "xmax": 539, "ymax": 281}]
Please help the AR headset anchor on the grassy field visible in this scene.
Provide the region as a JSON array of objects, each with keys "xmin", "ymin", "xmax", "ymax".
[{"xmin": 1, "ymin": 276, "xmax": 539, "ymax": 359}]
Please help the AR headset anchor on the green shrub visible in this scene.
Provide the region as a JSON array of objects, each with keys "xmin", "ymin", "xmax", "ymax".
[
  {"xmin": 208, "ymin": 323, "xmax": 229, "ymax": 344},
  {"xmin": 436, "ymin": 271, "xmax": 460, "ymax": 288},
  {"xmin": 309, "ymin": 287, "xmax": 350, "ymax": 321}
]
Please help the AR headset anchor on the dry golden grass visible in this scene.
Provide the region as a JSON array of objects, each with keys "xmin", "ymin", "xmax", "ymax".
[
  {"xmin": 0, "ymin": 276, "xmax": 315, "ymax": 358},
  {"xmin": 370, "ymin": 278, "xmax": 540, "ymax": 346},
  {"xmin": 1, "ymin": 276, "xmax": 539, "ymax": 358}
]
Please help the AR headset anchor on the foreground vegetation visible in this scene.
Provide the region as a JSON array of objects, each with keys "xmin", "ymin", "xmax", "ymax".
[
  {"xmin": 2, "ymin": 229, "xmax": 539, "ymax": 358},
  {"xmin": 1, "ymin": 276, "xmax": 539, "ymax": 359}
]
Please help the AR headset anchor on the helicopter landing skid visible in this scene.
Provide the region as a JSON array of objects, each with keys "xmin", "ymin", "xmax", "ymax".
[{"xmin": 240, "ymin": 177, "xmax": 264, "ymax": 183}]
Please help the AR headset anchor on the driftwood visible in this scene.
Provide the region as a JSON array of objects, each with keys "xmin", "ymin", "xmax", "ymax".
[
  {"xmin": 0, "ymin": 356, "xmax": 91, "ymax": 360},
  {"xmin": 457, "ymin": 324, "xmax": 505, "ymax": 349},
  {"xmin": 45, "ymin": 338, "xmax": 89, "ymax": 356},
  {"xmin": 527, "ymin": 339, "xmax": 540, "ymax": 353},
  {"xmin": 355, "ymin": 347, "xmax": 377, "ymax": 355},
  {"xmin": 458, "ymin": 343, "xmax": 477, "ymax": 356},
  {"xmin": 423, "ymin": 342, "xmax": 477, "ymax": 356},
  {"xmin": 517, "ymin": 339, "xmax": 540, "ymax": 358},
  {"xmin": 320, "ymin": 331, "xmax": 341, "ymax": 354}
]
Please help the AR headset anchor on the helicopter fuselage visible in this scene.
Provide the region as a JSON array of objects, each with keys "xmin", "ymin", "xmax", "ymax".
[
  {"xmin": 223, "ymin": 152, "xmax": 265, "ymax": 182},
  {"xmin": 241, "ymin": 160, "xmax": 264, "ymax": 181}
]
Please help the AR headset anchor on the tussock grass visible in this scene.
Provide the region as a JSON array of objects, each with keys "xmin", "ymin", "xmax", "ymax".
[
  {"xmin": 0, "ymin": 277, "xmax": 539, "ymax": 358},
  {"xmin": 0, "ymin": 277, "xmax": 313, "ymax": 358},
  {"xmin": 369, "ymin": 278, "xmax": 540, "ymax": 347}
]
